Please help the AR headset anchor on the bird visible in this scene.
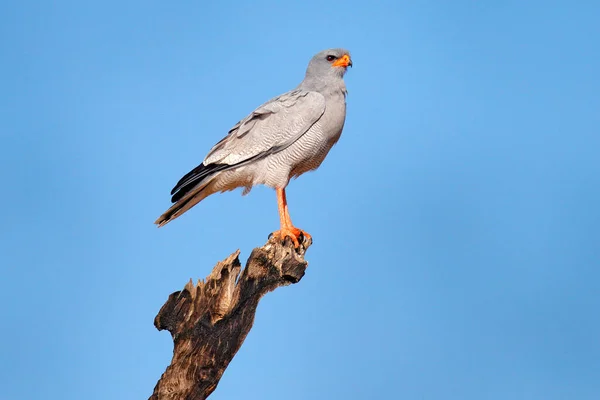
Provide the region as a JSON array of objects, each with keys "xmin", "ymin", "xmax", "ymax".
[{"xmin": 155, "ymin": 48, "xmax": 352, "ymax": 247}]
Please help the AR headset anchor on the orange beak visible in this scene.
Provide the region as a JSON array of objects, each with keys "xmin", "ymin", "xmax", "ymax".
[{"xmin": 332, "ymin": 54, "xmax": 352, "ymax": 68}]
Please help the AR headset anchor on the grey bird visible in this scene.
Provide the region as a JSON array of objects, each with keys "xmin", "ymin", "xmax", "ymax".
[{"xmin": 155, "ymin": 48, "xmax": 352, "ymax": 247}]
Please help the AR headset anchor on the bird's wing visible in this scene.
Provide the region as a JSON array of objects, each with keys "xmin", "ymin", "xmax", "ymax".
[
  {"xmin": 169, "ymin": 89, "xmax": 325, "ymax": 199},
  {"xmin": 204, "ymin": 89, "xmax": 326, "ymax": 166}
]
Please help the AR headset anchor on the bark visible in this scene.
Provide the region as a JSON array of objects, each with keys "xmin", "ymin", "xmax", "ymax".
[{"xmin": 149, "ymin": 235, "xmax": 311, "ymax": 400}]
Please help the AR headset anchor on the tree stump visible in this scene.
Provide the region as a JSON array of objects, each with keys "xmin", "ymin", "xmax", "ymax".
[{"xmin": 149, "ymin": 235, "xmax": 311, "ymax": 400}]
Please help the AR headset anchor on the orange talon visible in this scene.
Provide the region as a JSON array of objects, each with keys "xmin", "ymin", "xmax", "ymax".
[
  {"xmin": 289, "ymin": 227, "xmax": 311, "ymax": 243},
  {"xmin": 272, "ymin": 227, "xmax": 301, "ymax": 248}
]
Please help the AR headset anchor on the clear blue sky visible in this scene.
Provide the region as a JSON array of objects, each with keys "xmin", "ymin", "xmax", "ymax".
[{"xmin": 1, "ymin": 1, "xmax": 599, "ymax": 399}]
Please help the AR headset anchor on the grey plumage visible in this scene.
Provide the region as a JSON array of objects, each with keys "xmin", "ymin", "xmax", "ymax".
[{"xmin": 156, "ymin": 48, "xmax": 351, "ymax": 227}]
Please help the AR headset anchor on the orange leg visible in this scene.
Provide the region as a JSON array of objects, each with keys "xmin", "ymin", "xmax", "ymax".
[
  {"xmin": 272, "ymin": 188, "xmax": 311, "ymax": 247},
  {"xmin": 281, "ymin": 189, "xmax": 312, "ymax": 243}
]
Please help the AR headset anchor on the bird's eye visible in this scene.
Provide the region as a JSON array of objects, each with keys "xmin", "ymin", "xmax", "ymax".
[{"xmin": 326, "ymin": 55, "xmax": 337, "ymax": 62}]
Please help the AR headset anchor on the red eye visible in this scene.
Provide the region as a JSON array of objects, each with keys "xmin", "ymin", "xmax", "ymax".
[{"xmin": 326, "ymin": 55, "xmax": 337, "ymax": 62}]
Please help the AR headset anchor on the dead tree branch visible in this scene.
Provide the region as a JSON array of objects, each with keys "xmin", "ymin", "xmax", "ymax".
[{"xmin": 149, "ymin": 236, "xmax": 311, "ymax": 400}]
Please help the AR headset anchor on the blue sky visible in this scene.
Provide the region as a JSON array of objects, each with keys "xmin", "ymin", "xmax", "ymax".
[{"xmin": 1, "ymin": 1, "xmax": 599, "ymax": 399}]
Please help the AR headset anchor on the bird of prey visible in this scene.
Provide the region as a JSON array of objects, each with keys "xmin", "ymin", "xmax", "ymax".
[{"xmin": 155, "ymin": 48, "xmax": 352, "ymax": 247}]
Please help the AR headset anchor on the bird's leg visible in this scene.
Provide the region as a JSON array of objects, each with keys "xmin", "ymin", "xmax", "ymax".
[
  {"xmin": 280, "ymin": 188, "xmax": 312, "ymax": 245},
  {"xmin": 272, "ymin": 188, "xmax": 300, "ymax": 247},
  {"xmin": 272, "ymin": 188, "xmax": 311, "ymax": 247}
]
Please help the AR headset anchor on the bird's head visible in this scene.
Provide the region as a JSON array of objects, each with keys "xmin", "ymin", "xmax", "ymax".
[{"xmin": 305, "ymin": 48, "xmax": 352, "ymax": 80}]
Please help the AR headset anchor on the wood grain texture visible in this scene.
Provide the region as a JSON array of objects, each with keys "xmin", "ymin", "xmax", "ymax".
[{"xmin": 149, "ymin": 236, "xmax": 311, "ymax": 400}]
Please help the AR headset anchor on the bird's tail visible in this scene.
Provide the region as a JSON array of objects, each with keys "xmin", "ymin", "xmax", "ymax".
[
  {"xmin": 154, "ymin": 182, "xmax": 214, "ymax": 227},
  {"xmin": 155, "ymin": 161, "xmax": 234, "ymax": 227}
]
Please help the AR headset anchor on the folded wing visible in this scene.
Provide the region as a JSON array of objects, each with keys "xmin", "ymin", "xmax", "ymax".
[{"xmin": 170, "ymin": 90, "xmax": 326, "ymax": 202}]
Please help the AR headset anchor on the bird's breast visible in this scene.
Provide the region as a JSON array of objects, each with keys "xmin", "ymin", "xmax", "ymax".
[
  {"xmin": 286, "ymin": 94, "xmax": 347, "ymax": 178},
  {"xmin": 314, "ymin": 92, "xmax": 347, "ymax": 148}
]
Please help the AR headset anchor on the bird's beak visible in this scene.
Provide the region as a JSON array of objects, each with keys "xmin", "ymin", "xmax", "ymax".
[{"xmin": 332, "ymin": 54, "xmax": 352, "ymax": 68}]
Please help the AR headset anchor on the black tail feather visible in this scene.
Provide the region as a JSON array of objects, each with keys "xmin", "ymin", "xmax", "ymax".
[{"xmin": 170, "ymin": 163, "xmax": 229, "ymax": 203}]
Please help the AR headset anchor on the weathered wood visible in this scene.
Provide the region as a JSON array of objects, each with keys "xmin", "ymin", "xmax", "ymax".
[{"xmin": 150, "ymin": 236, "xmax": 311, "ymax": 400}]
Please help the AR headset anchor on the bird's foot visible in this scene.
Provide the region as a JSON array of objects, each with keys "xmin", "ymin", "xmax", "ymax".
[
  {"xmin": 272, "ymin": 227, "xmax": 300, "ymax": 247},
  {"xmin": 289, "ymin": 227, "xmax": 312, "ymax": 244},
  {"xmin": 271, "ymin": 226, "xmax": 311, "ymax": 248}
]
